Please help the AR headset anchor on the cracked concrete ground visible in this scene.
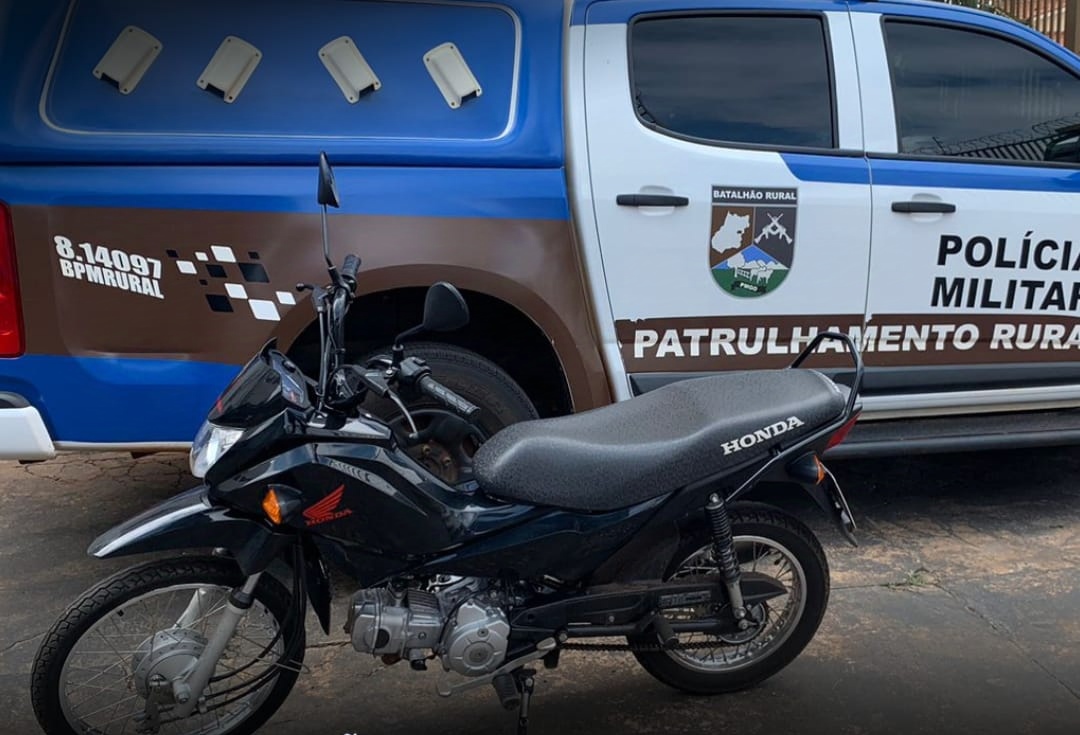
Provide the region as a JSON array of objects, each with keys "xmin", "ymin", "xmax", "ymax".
[{"xmin": 1, "ymin": 448, "xmax": 1078, "ymax": 734}]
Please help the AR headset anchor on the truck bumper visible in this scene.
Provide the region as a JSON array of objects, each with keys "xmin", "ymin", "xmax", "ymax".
[{"xmin": 0, "ymin": 394, "xmax": 55, "ymax": 460}]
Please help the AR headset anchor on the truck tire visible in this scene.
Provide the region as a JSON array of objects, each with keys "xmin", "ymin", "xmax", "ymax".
[{"xmin": 360, "ymin": 342, "xmax": 539, "ymax": 484}]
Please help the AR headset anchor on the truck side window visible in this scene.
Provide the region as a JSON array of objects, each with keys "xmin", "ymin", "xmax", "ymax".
[
  {"xmin": 885, "ymin": 21, "xmax": 1080, "ymax": 163},
  {"xmin": 629, "ymin": 15, "xmax": 835, "ymax": 149}
]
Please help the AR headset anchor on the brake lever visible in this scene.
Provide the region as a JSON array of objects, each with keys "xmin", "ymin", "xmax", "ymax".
[{"xmin": 354, "ymin": 368, "xmax": 419, "ymax": 439}]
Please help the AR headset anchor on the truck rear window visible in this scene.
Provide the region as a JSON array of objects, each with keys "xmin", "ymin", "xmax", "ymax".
[
  {"xmin": 629, "ymin": 14, "xmax": 835, "ymax": 150},
  {"xmin": 43, "ymin": 0, "xmax": 518, "ymax": 142}
]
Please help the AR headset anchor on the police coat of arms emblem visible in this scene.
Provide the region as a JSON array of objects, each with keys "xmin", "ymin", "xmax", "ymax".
[{"xmin": 710, "ymin": 186, "xmax": 797, "ymax": 297}]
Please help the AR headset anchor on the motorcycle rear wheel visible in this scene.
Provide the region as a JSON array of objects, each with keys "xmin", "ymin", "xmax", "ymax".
[
  {"xmin": 630, "ymin": 503, "xmax": 829, "ymax": 694},
  {"xmin": 31, "ymin": 557, "xmax": 304, "ymax": 735}
]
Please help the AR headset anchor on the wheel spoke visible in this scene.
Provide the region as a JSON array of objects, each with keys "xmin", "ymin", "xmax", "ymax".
[
  {"xmin": 661, "ymin": 534, "xmax": 809, "ymax": 674},
  {"xmin": 56, "ymin": 579, "xmax": 294, "ymax": 735}
]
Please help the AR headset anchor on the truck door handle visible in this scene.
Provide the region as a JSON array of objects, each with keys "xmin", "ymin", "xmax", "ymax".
[
  {"xmin": 616, "ymin": 194, "xmax": 690, "ymax": 207},
  {"xmin": 891, "ymin": 200, "xmax": 956, "ymax": 214}
]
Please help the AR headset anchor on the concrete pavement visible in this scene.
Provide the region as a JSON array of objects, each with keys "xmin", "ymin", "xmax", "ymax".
[{"xmin": 1, "ymin": 448, "xmax": 1078, "ymax": 734}]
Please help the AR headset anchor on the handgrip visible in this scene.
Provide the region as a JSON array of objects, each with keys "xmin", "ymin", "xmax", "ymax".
[
  {"xmin": 616, "ymin": 194, "xmax": 690, "ymax": 207},
  {"xmin": 341, "ymin": 254, "xmax": 361, "ymax": 290},
  {"xmin": 891, "ymin": 201, "xmax": 956, "ymax": 214},
  {"xmin": 418, "ymin": 376, "xmax": 481, "ymax": 419}
]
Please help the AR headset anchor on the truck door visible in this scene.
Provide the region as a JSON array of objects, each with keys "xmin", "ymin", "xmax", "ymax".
[
  {"xmin": 579, "ymin": 1, "xmax": 870, "ymax": 396},
  {"xmin": 855, "ymin": 4, "xmax": 1080, "ymax": 412}
]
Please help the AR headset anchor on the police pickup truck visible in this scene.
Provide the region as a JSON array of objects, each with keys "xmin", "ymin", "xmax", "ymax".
[{"xmin": 1, "ymin": 0, "xmax": 1079, "ymax": 470}]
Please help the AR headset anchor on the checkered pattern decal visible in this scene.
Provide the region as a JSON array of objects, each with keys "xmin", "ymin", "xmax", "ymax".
[{"xmin": 167, "ymin": 245, "xmax": 296, "ymax": 322}]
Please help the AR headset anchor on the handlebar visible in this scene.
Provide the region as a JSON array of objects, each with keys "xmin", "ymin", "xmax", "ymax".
[
  {"xmin": 418, "ymin": 375, "xmax": 481, "ymax": 420},
  {"xmin": 341, "ymin": 254, "xmax": 361, "ymax": 291}
]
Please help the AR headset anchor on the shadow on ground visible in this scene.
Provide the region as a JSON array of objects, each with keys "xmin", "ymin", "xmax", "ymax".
[{"xmin": 0, "ymin": 447, "xmax": 1077, "ymax": 734}]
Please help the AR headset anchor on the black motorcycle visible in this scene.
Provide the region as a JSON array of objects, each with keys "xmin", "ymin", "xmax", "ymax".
[{"xmin": 31, "ymin": 154, "xmax": 863, "ymax": 735}]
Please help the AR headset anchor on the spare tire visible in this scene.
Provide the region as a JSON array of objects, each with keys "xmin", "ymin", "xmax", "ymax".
[{"xmin": 359, "ymin": 342, "xmax": 538, "ymax": 485}]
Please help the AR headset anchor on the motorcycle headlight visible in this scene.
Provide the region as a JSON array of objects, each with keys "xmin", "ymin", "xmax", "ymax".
[{"xmin": 190, "ymin": 422, "xmax": 244, "ymax": 479}]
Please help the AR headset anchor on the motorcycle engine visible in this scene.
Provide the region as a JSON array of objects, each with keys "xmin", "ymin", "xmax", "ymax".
[
  {"xmin": 443, "ymin": 599, "xmax": 511, "ymax": 676},
  {"xmin": 346, "ymin": 578, "xmax": 511, "ymax": 677}
]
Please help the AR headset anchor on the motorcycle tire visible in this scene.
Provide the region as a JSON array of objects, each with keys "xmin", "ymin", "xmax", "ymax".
[
  {"xmin": 630, "ymin": 502, "xmax": 830, "ymax": 695},
  {"xmin": 31, "ymin": 556, "xmax": 304, "ymax": 735}
]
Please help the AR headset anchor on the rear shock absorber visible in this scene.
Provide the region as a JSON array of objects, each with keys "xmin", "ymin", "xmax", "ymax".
[{"xmin": 706, "ymin": 494, "xmax": 748, "ymax": 626}]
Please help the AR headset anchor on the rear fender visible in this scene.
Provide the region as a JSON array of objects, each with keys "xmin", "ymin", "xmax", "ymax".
[{"xmin": 726, "ymin": 451, "xmax": 857, "ymax": 546}]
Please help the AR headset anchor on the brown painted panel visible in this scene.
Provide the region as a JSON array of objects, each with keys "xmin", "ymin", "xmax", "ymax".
[
  {"xmin": 12, "ymin": 206, "xmax": 612, "ymax": 410},
  {"xmin": 617, "ymin": 312, "xmax": 1080, "ymax": 372}
]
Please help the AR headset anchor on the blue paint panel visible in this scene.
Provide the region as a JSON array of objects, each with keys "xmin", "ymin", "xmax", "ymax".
[
  {"xmin": 49, "ymin": 0, "xmax": 515, "ymax": 140},
  {"xmin": 869, "ymin": 158, "xmax": 1080, "ymax": 193},
  {"xmin": 0, "ymin": 165, "xmax": 571, "ymax": 220},
  {"xmin": 0, "ymin": 354, "xmax": 238, "ymax": 442},
  {"xmin": 579, "ymin": 0, "xmax": 851, "ymax": 25},
  {"xmin": 0, "ymin": 0, "xmax": 567, "ymax": 166},
  {"xmin": 784, "ymin": 152, "xmax": 1080, "ymax": 193},
  {"xmin": 781, "ymin": 154, "xmax": 871, "ymax": 185}
]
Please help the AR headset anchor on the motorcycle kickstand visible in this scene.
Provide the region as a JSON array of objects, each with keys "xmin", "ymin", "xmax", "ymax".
[{"xmin": 515, "ymin": 668, "xmax": 536, "ymax": 735}]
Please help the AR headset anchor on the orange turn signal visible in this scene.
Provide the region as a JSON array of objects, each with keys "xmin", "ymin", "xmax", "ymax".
[
  {"xmin": 262, "ymin": 489, "xmax": 284, "ymax": 525},
  {"xmin": 813, "ymin": 456, "xmax": 826, "ymax": 485}
]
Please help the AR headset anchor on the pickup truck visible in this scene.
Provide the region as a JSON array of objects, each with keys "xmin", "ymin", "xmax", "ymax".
[{"xmin": 2, "ymin": 0, "xmax": 1080, "ymax": 474}]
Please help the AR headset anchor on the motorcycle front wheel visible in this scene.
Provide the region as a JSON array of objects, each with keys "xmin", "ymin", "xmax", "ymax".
[
  {"xmin": 31, "ymin": 557, "xmax": 304, "ymax": 735},
  {"xmin": 630, "ymin": 502, "xmax": 829, "ymax": 694}
]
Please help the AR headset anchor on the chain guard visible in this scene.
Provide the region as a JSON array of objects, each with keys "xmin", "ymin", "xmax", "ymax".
[
  {"xmin": 562, "ymin": 604, "xmax": 767, "ymax": 653},
  {"xmin": 562, "ymin": 640, "xmax": 730, "ymax": 653}
]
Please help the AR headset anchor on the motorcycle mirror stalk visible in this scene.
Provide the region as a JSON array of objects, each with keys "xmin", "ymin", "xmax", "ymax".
[{"xmin": 317, "ymin": 151, "xmax": 343, "ymax": 287}]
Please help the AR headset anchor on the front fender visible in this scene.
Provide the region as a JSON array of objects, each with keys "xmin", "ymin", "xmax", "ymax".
[{"xmin": 89, "ymin": 486, "xmax": 293, "ymax": 576}]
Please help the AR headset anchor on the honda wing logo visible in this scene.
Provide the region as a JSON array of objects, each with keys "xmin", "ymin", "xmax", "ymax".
[
  {"xmin": 722, "ymin": 416, "xmax": 805, "ymax": 456},
  {"xmin": 302, "ymin": 485, "xmax": 353, "ymax": 527}
]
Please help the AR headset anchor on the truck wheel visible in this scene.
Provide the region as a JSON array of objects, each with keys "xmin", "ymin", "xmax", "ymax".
[{"xmin": 359, "ymin": 342, "xmax": 538, "ymax": 485}]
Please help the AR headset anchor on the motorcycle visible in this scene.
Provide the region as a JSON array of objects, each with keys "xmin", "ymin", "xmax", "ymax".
[{"xmin": 31, "ymin": 153, "xmax": 863, "ymax": 735}]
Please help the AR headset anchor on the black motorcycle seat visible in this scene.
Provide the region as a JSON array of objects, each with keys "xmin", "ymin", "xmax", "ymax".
[{"xmin": 473, "ymin": 369, "xmax": 846, "ymax": 512}]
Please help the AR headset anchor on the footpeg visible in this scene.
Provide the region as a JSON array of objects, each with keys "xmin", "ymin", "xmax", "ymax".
[{"xmin": 492, "ymin": 673, "xmax": 520, "ymax": 711}]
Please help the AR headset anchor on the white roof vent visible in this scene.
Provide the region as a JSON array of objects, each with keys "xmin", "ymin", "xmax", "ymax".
[
  {"xmin": 92, "ymin": 26, "xmax": 162, "ymax": 95},
  {"xmin": 320, "ymin": 36, "xmax": 381, "ymax": 103},
  {"xmin": 197, "ymin": 36, "xmax": 262, "ymax": 103},
  {"xmin": 424, "ymin": 42, "xmax": 482, "ymax": 109}
]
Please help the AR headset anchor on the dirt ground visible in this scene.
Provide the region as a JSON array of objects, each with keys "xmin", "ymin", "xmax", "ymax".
[{"xmin": 1, "ymin": 448, "xmax": 1078, "ymax": 734}]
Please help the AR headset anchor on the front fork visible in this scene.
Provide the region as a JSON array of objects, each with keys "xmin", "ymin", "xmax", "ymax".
[
  {"xmin": 705, "ymin": 494, "xmax": 751, "ymax": 628},
  {"xmin": 169, "ymin": 573, "xmax": 263, "ymax": 719}
]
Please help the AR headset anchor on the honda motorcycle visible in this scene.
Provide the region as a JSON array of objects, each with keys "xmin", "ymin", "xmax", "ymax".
[{"xmin": 31, "ymin": 154, "xmax": 863, "ymax": 735}]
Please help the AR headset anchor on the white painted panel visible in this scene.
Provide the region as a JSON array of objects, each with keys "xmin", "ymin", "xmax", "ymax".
[
  {"xmin": 850, "ymin": 11, "xmax": 898, "ymax": 153},
  {"xmin": 826, "ymin": 12, "xmax": 864, "ymax": 151}
]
